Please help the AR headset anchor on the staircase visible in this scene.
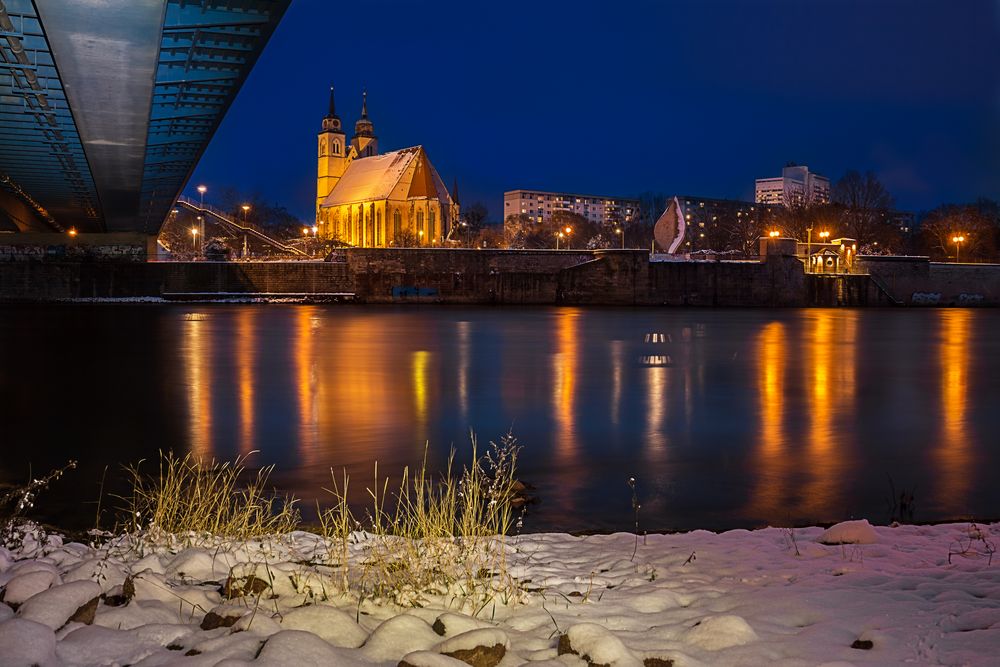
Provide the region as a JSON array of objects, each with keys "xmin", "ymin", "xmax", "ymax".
[{"xmin": 175, "ymin": 196, "xmax": 308, "ymax": 258}]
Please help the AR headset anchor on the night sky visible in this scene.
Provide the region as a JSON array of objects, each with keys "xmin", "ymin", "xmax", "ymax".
[{"xmin": 187, "ymin": 0, "xmax": 1000, "ymax": 222}]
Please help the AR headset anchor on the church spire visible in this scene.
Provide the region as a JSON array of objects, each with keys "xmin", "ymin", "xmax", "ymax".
[
  {"xmin": 361, "ymin": 88, "xmax": 368, "ymax": 119},
  {"xmin": 321, "ymin": 85, "xmax": 342, "ymax": 132},
  {"xmin": 353, "ymin": 89, "xmax": 375, "ymax": 140},
  {"xmin": 327, "ymin": 85, "xmax": 337, "ymax": 118},
  {"xmin": 451, "ymin": 177, "xmax": 460, "ymax": 205}
]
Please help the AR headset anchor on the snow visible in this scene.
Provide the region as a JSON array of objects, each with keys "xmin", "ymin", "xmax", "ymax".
[
  {"xmin": 0, "ymin": 521, "xmax": 996, "ymax": 665},
  {"xmin": 817, "ymin": 519, "xmax": 880, "ymax": 545}
]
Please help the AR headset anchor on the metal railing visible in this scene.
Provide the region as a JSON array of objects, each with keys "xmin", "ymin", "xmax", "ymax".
[{"xmin": 175, "ymin": 196, "xmax": 308, "ymax": 257}]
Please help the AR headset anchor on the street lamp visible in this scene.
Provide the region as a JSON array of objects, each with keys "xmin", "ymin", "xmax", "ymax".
[
  {"xmin": 564, "ymin": 226, "xmax": 573, "ymax": 249},
  {"xmin": 419, "ymin": 229, "xmax": 424, "ymax": 246},
  {"xmin": 197, "ymin": 185, "xmax": 207, "ymax": 208},
  {"xmin": 196, "ymin": 215, "xmax": 204, "ymax": 251},
  {"xmin": 241, "ymin": 204, "xmax": 250, "ymax": 224},
  {"xmin": 556, "ymin": 231, "xmax": 564, "ymax": 250},
  {"xmin": 819, "ymin": 230, "xmax": 830, "ymax": 241},
  {"xmin": 615, "ymin": 227, "xmax": 624, "ymax": 249},
  {"xmin": 190, "ymin": 227, "xmax": 199, "ymax": 253},
  {"xmin": 68, "ymin": 227, "xmax": 78, "ymax": 237},
  {"xmin": 768, "ymin": 230, "xmax": 780, "ymax": 238},
  {"xmin": 952, "ymin": 234, "xmax": 965, "ymax": 262}
]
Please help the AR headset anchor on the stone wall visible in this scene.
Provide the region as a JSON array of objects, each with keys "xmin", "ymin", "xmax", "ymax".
[{"xmin": 859, "ymin": 256, "xmax": 1000, "ymax": 306}]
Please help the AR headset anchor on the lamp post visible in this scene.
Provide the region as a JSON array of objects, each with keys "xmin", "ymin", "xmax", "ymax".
[
  {"xmin": 241, "ymin": 204, "xmax": 250, "ymax": 224},
  {"xmin": 806, "ymin": 226, "xmax": 812, "ymax": 273},
  {"xmin": 952, "ymin": 234, "xmax": 965, "ymax": 262},
  {"xmin": 615, "ymin": 227, "xmax": 624, "ymax": 249},
  {"xmin": 564, "ymin": 226, "xmax": 573, "ymax": 249},
  {"xmin": 768, "ymin": 230, "xmax": 780, "ymax": 238},
  {"xmin": 418, "ymin": 229, "xmax": 424, "ymax": 246},
  {"xmin": 190, "ymin": 227, "xmax": 199, "ymax": 254},
  {"xmin": 196, "ymin": 215, "xmax": 204, "ymax": 254},
  {"xmin": 197, "ymin": 185, "xmax": 207, "ymax": 209},
  {"xmin": 556, "ymin": 231, "xmax": 563, "ymax": 250}
]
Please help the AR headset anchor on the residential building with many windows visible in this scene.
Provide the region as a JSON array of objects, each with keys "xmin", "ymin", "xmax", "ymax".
[
  {"xmin": 504, "ymin": 189, "xmax": 639, "ymax": 227},
  {"xmin": 755, "ymin": 164, "xmax": 831, "ymax": 208}
]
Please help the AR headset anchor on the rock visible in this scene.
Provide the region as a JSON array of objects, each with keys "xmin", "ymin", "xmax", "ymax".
[
  {"xmin": 442, "ymin": 643, "xmax": 505, "ymax": 667},
  {"xmin": 17, "ymin": 580, "xmax": 103, "ymax": 630},
  {"xmin": 435, "ymin": 628, "xmax": 509, "ymax": 667},
  {"xmin": 278, "ymin": 604, "xmax": 368, "ymax": 648},
  {"xmin": 817, "ymin": 520, "xmax": 879, "ymax": 545},
  {"xmin": 643, "ymin": 658, "xmax": 675, "ymax": 667},
  {"xmin": 67, "ymin": 595, "xmax": 100, "ymax": 625},
  {"xmin": 851, "ymin": 639, "xmax": 874, "ymax": 650},
  {"xmin": 557, "ymin": 623, "xmax": 642, "ymax": 667},
  {"xmin": 0, "ymin": 617, "xmax": 58, "ymax": 666},
  {"xmin": 1, "ymin": 570, "xmax": 59, "ymax": 607},
  {"xmin": 400, "ymin": 651, "xmax": 470, "ymax": 667},
  {"xmin": 224, "ymin": 574, "xmax": 271, "ymax": 599},
  {"xmin": 431, "ymin": 612, "xmax": 495, "ymax": 638},
  {"xmin": 200, "ymin": 607, "xmax": 244, "ymax": 630}
]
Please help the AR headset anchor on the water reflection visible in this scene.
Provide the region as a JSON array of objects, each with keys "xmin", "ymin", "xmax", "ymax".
[
  {"xmin": 183, "ymin": 313, "xmax": 212, "ymax": 459},
  {"xmin": 936, "ymin": 309, "xmax": 972, "ymax": 513},
  {"xmin": 800, "ymin": 311, "xmax": 856, "ymax": 518},
  {"xmin": 6, "ymin": 305, "xmax": 997, "ymax": 533},
  {"xmin": 237, "ymin": 308, "xmax": 256, "ymax": 454},
  {"xmin": 748, "ymin": 320, "xmax": 788, "ymax": 520}
]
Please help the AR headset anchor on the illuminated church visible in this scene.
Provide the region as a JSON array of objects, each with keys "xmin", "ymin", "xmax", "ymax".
[{"xmin": 315, "ymin": 88, "xmax": 458, "ymax": 247}]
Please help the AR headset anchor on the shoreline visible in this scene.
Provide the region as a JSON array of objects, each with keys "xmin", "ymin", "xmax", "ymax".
[{"xmin": 1, "ymin": 520, "xmax": 996, "ymax": 665}]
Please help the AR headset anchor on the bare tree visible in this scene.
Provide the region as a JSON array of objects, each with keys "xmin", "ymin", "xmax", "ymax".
[
  {"xmin": 920, "ymin": 204, "xmax": 997, "ymax": 261},
  {"xmin": 832, "ymin": 171, "xmax": 894, "ymax": 245}
]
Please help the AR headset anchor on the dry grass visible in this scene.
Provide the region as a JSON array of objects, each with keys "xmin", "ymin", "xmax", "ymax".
[
  {"xmin": 319, "ymin": 432, "xmax": 523, "ymax": 608},
  {"xmin": 122, "ymin": 451, "xmax": 299, "ymax": 539}
]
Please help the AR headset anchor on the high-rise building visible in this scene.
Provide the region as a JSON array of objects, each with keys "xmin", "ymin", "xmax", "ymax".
[
  {"xmin": 755, "ymin": 164, "xmax": 830, "ymax": 207},
  {"xmin": 503, "ymin": 189, "xmax": 639, "ymax": 227}
]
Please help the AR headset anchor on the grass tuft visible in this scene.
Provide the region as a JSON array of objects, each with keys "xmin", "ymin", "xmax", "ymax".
[{"xmin": 121, "ymin": 451, "xmax": 299, "ymax": 539}]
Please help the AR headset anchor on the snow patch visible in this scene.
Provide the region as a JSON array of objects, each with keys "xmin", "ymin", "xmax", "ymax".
[{"xmin": 817, "ymin": 520, "xmax": 879, "ymax": 545}]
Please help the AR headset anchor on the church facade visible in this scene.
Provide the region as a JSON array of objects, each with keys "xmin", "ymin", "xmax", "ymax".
[{"xmin": 315, "ymin": 88, "xmax": 458, "ymax": 247}]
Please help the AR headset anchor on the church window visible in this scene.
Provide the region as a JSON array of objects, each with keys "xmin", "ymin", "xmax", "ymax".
[
  {"xmin": 429, "ymin": 209, "xmax": 436, "ymax": 238},
  {"xmin": 333, "ymin": 140, "xmax": 340, "ymax": 155},
  {"xmin": 417, "ymin": 211, "xmax": 425, "ymax": 242},
  {"xmin": 393, "ymin": 209, "xmax": 401, "ymax": 240}
]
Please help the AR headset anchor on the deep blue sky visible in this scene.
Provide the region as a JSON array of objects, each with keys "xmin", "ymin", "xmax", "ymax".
[{"xmin": 188, "ymin": 0, "xmax": 1000, "ymax": 222}]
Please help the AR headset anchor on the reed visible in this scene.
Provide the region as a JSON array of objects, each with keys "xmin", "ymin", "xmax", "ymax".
[{"xmin": 122, "ymin": 451, "xmax": 299, "ymax": 539}]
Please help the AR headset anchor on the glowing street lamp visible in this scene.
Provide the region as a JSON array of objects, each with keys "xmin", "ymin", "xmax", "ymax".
[
  {"xmin": 952, "ymin": 234, "xmax": 965, "ymax": 262},
  {"xmin": 768, "ymin": 230, "xmax": 780, "ymax": 238},
  {"xmin": 67, "ymin": 227, "xmax": 78, "ymax": 237},
  {"xmin": 311, "ymin": 225, "xmax": 318, "ymax": 236},
  {"xmin": 419, "ymin": 229, "xmax": 424, "ymax": 246},
  {"xmin": 302, "ymin": 227, "xmax": 309, "ymax": 236},
  {"xmin": 564, "ymin": 226, "xmax": 573, "ymax": 249},
  {"xmin": 556, "ymin": 231, "xmax": 564, "ymax": 250},
  {"xmin": 197, "ymin": 184, "xmax": 207, "ymax": 208},
  {"xmin": 819, "ymin": 230, "xmax": 830, "ymax": 241},
  {"xmin": 241, "ymin": 204, "xmax": 250, "ymax": 224},
  {"xmin": 190, "ymin": 226, "xmax": 199, "ymax": 252},
  {"xmin": 615, "ymin": 227, "xmax": 624, "ymax": 249}
]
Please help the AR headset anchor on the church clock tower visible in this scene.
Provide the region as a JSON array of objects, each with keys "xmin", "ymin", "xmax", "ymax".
[{"xmin": 316, "ymin": 86, "xmax": 347, "ymax": 219}]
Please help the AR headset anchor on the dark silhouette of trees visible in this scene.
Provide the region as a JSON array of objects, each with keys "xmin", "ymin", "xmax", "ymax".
[
  {"xmin": 919, "ymin": 204, "xmax": 997, "ymax": 261},
  {"xmin": 832, "ymin": 171, "xmax": 894, "ymax": 245}
]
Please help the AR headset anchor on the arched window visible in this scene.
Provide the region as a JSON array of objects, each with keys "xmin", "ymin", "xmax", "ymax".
[
  {"xmin": 429, "ymin": 209, "xmax": 436, "ymax": 239},
  {"xmin": 417, "ymin": 211, "xmax": 425, "ymax": 244},
  {"xmin": 332, "ymin": 140, "xmax": 340, "ymax": 155},
  {"xmin": 376, "ymin": 209, "xmax": 382, "ymax": 246},
  {"xmin": 393, "ymin": 209, "xmax": 401, "ymax": 240}
]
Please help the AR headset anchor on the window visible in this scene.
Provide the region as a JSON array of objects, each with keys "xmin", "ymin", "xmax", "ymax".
[
  {"xmin": 417, "ymin": 211, "xmax": 424, "ymax": 242},
  {"xmin": 393, "ymin": 209, "xmax": 401, "ymax": 239},
  {"xmin": 429, "ymin": 209, "xmax": 436, "ymax": 237},
  {"xmin": 332, "ymin": 140, "xmax": 340, "ymax": 155}
]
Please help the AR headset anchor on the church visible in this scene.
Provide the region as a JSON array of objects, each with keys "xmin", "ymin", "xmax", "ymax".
[{"xmin": 315, "ymin": 88, "xmax": 458, "ymax": 247}]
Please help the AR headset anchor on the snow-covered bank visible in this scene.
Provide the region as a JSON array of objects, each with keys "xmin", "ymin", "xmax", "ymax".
[{"xmin": 0, "ymin": 521, "xmax": 997, "ymax": 666}]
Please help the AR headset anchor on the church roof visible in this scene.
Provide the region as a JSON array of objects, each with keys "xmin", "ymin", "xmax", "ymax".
[{"xmin": 321, "ymin": 146, "xmax": 453, "ymax": 208}]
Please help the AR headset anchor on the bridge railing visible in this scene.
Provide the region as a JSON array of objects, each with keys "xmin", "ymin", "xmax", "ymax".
[{"xmin": 175, "ymin": 196, "xmax": 307, "ymax": 257}]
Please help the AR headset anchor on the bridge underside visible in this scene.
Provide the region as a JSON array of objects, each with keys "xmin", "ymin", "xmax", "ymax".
[{"xmin": 0, "ymin": 0, "xmax": 289, "ymax": 234}]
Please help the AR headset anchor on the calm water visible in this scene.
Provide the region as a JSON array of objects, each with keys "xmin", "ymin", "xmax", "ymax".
[{"xmin": 1, "ymin": 305, "xmax": 998, "ymax": 533}]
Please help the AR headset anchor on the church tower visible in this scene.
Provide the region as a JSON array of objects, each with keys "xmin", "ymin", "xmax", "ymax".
[
  {"xmin": 316, "ymin": 86, "xmax": 347, "ymax": 218},
  {"xmin": 350, "ymin": 90, "xmax": 378, "ymax": 158}
]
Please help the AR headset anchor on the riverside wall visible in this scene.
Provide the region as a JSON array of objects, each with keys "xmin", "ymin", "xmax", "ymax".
[{"xmin": 1, "ymin": 248, "xmax": 997, "ymax": 306}]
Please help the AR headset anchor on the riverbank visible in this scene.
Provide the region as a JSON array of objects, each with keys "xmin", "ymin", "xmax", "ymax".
[
  {"xmin": 1, "ymin": 520, "xmax": 996, "ymax": 666},
  {"xmin": 3, "ymin": 250, "xmax": 998, "ymax": 306}
]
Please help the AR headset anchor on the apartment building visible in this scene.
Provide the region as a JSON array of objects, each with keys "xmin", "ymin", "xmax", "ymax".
[
  {"xmin": 755, "ymin": 164, "xmax": 831, "ymax": 207},
  {"xmin": 504, "ymin": 189, "xmax": 639, "ymax": 226}
]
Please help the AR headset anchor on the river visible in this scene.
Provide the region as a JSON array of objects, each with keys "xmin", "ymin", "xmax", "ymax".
[{"xmin": 1, "ymin": 304, "xmax": 997, "ymax": 533}]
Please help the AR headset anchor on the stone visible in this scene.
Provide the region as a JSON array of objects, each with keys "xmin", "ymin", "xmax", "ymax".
[{"xmin": 442, "ymin": 643, "xmax": 505, "ymax": 667}]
